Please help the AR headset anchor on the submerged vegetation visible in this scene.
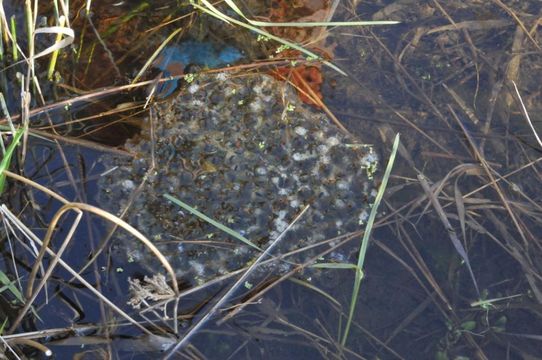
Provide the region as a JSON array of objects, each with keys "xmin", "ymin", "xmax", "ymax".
[{"xmin": 0, "ymin": 0, "xmax": 541, "ymax": 359}]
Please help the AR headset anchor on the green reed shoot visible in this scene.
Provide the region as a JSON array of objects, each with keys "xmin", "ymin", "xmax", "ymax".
[
  {"xmin": 164, "ymin": 194, "xmax": 262, "ymax": 251},
  {"xmin": 10, "ymin": 15, "xmax": 17, "ymax": 61},
  {"xmin": 341, "ymin": 133, "xmax": 400, "ymax": 346},
  {"xmin": 0, "ymin": 125, "xmax": 26, "ymax": 195}
]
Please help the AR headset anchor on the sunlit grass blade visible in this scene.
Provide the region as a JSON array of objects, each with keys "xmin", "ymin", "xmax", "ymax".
[
  {"xmin": 0, "ymin": 126, "xmax": 25, "ymax": 195},
  {"xmin": 164, "ymin": 194, "xmax": 262, "ymax": 251},
  {"xmin": 132, "ymin": 26, "xmax": 183, "ymax": 84},
  {"xmin": 512, "ymin": 81, "xmax": 542, "ymax": 148},
  {"xmin": 341, "ymin": 133, "xmax": 400, "ymax": 346},
  {"xmin": 192, "ymin": 0, "xmax": 347, "ymax": 75},
  {"xmin": 47, "ymin": 15, "xmax": 67, "ymax": 80},
  {"xmin": 197, "ymin": 0, "xmax": 232, "ymax": 24},
  {"xmin": 242, "ymin": 20, "xmax": 400, "ymax": 27},
  {"xmin": 223, "ymin": 0, "xmax": 399, "ymax": 27},
  {"xmin": 33, "ymin": 22, "xmax": 74, "ymax": 61}
]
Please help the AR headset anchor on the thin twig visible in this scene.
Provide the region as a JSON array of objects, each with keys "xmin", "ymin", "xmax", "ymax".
[{"xmin": 163, "ymin": 205, "xmax": 310, "ymax": 359}]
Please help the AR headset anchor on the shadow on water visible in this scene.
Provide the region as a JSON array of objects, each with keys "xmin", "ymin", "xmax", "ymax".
[{"xmin": 1, "ymin": 0, "xmax": 541, "ymax": 359}]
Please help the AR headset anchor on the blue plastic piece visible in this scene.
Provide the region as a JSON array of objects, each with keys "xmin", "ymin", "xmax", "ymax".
[
  {"xmin": 152, "ymin": 40, "xmax": 243, "ymax": 97},
  {"xmin": 216, "ymin": 46, "xmax": 244, "ymax": 66}
]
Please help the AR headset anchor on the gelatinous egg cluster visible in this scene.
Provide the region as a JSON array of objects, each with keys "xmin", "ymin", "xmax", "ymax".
[{"xmin": 98, "ymin": 73, "xmax": 378, "ymax": 284}]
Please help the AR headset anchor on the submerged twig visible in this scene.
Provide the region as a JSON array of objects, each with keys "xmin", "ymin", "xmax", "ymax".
[{"xmin": 163, "ymin": 205, "xmax": 310, "ymax": 359}]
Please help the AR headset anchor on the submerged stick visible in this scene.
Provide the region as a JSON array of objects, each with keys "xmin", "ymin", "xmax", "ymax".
[{"xmin": 163, "ymin": 205, "xmax": 310, "ymax": 359}]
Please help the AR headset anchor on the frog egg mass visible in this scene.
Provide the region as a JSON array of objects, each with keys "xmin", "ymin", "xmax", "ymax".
[{"xmin": 98, "ymin": 73, "xmax": 379, "ymax": 284}]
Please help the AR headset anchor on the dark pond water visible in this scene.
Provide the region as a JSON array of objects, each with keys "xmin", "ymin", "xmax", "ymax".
[{"xmin": 1, "ymin": 0, "xmax": 542, "ymax": 359}]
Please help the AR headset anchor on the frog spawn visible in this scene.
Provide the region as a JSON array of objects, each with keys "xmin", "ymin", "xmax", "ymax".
[{"xmin": 98, "ymin": 73, "xmax": 378, "ymax": 285}]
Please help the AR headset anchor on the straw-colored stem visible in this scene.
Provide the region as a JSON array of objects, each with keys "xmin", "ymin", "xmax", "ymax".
[
  {"xmin": 24, "ymin": 0, "xmax": 32, "ymax": 59},
  {"xmin": 7, "ymin": 338, "xmax": 52, "ymax": 357},
  {"xmin": 1, "ymin": 205, "xmax": 152, "ymax": 335},
  {"xmin": 21, "ymin": 200, "xmax": 180, "ymax": 302}
]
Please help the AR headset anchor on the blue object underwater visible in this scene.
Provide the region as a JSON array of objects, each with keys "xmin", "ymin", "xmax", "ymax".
[{"xmin": 152, "ymin": 40, "xmax": 244, "ymax": 97}]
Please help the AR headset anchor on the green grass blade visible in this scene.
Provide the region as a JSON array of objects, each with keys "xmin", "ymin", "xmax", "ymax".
[
  {"xmin": 0, "ymin": 270, "xmax": 24, "ymax": 304},
  {"xmin": 164, "ymin": 194, "xmax": 262, "ymax": 251},
  {"xmin": 0, "ymin": 126, "xmax": 25, "ymax": 195},
  {"xmin": 0, "ymin": 317, "xmax": 8, "ymax": 334},
  {"xmin": 341, "ymin": 133, "xmax": 400, "ymax": 346},
  {"xmin": 0, "ymin": 270, "xmax": 42, "ymax": 322},
  {"xmin": 10, "ymin": 15, "xmax": 18, "ymax": 61},
  {"xmin": 311, "ymin": 263, "xmax": 363, "ymax": 273}
]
